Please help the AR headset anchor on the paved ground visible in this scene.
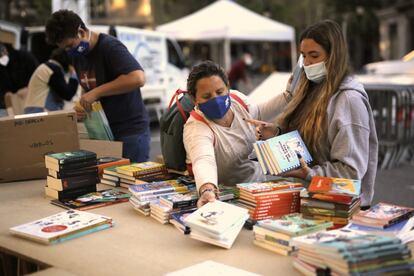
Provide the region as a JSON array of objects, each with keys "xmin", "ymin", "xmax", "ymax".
[{"xmin": 150, "ymin": 124, "xmax": 414, "ymax": 208}]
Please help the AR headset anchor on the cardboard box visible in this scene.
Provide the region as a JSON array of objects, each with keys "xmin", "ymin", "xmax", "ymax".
[
  {"xmin": 0, "ymin": 111, "xmax": 80, "ymax": 183},
  {"xmin": 79, "ymin": 139, "xmax": 123, "ymax": 158}
]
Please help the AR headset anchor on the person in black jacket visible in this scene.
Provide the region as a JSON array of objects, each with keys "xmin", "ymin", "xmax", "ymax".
[
  {"xmin": 0, "ymin": 42, "xmax": 38, "ymax": 116},
  {"xmin": 24, "ymin": 48, "xmax": 79, "ymax": 113}
]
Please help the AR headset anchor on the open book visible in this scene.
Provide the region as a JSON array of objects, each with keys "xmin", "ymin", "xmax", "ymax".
[{"xmin": 253, "ymin": 130, "xmax": 312, "ymax": 175}]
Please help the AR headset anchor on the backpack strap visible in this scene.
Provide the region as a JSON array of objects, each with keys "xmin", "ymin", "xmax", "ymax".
[
  {"xmin": 229, "ymin": 92, "xmax": 249, "ymax": 112},
  {"xmin": 169, "ymin": 89, "xmax": 189, "ymax": 121},
  {"xmin": 190, "ymin": 110, "xmax": 216, "ymax": 146}
]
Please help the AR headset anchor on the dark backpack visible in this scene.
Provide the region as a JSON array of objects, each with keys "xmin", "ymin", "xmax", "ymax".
[
  {"xmin": 160, "ymin": 89, "xmax": 194, "ymax": 172},
  {"xmin": 159, "ymin": 89, "xmax": 248, "ymax": 173}
]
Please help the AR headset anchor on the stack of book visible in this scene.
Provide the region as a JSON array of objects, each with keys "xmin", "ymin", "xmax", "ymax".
[
  {"xmin": 10, "ymin": 210, "xmax": 113, "ymax": 245},
  {"xmin": 112, "ymin": 162, "xmax": 173, "ymax": 187},
  {"xmin": 253, "ymin": 213, "xmax": 333, "ymax": 256},
  {"xmin": 128, "ymin": 180, "xmax": 192, "ymax": 216},
  {"xmin": 253, "ymin": 130, "xmax": 313, "ymax": 175},
  {"xmin": 97, "ymin": 157, "xmax": 130, "ymax": 178},
  {"xmin": 301, "ymin": 176, "xmax": 361, "ymax": 229},
  {"xmin": 45, "ymin": 150, "xmax": 98, "ymax": 200},
  {"xmin": 184, "ymin": 200, "xmax": 249, "ymax": 249},
  {"xmin": 350, "ymin": 202, "xmax": 414, "ymax": 229},
  {"xmin": 236, "ymin": 181, "xmax": 304, "ymax": 221},
  {"xmin": 292, "ymin": 229, "xmax": 414, "ymax": 275},
  {"xmin": 51, "ymin": 189, "xmax": 131, "ymax": 211},
  {"xmin": 150, "ymin": 192, "xmax": 198, "ymax": 224},
  {"xmin": 169, "ymin": 210, "xmax": 195, "ymax": 235}
]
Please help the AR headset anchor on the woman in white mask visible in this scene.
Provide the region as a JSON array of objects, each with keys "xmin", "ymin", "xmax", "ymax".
[{"xmin": 247, "ymin": 20, "xmax": 378, "ymax": 209}]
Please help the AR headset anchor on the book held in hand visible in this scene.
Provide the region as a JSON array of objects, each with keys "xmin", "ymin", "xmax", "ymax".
[
  {"xmin": 9, "ymin": 210, "xmax": 113, "ymax": 244},
  {"xmin": 78, "ymin": 101, "xmax": 114, "ymax": 141},
  {"xmin": 253, "ymin": 130, "xmax": 312, "ymax": 175}
]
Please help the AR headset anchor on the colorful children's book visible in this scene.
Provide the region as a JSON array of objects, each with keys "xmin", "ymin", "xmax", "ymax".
[
  {"xmin": 81, "ymin": 101, "xmax": 114, "ymax": 141},
  {"xmin": 351, "ymin": 202, "xmax": 414, "ymax": 228},
  {"xmin": 9, "ymin": 210, "xmax": 113, "ymax": 244},
  {"xmin": 237, "ymin": 181, "xmax": 303, "ymax": 194},
  {"xmin": 75, "ymin": 189, "xmax": 131, "ymax": 202},
  {"xmin": 253, "ymin": 130, "xmax": 312, "ymax": 175},
  {"xmin": 257, "ymin": 213, "xmax": 333, "ymax": 236},
  {"xmin": 308, "ymin": 176, "xmax": 361, "ymax": 197}
]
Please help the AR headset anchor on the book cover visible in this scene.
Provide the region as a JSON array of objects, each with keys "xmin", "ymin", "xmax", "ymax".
[
  {"xmin": 237, "ymin": 181, "xmax": 303, "ymax": 194},
  {"xmin": 159, "ymin": 192, "xmax": 198, "ymax": 209},
  {"xmin": 254, "ymin": 130, "xmax": 312, "ymax": 175},
  {"xmin": 308, "ymin": 176, "xmax": 361, "ymax": 197},
  {"xmin": 46, "ymin": 174, "xmax": 99, "ymax": 191},
  {"xmin": 75, "ymin": 189, "xmax": 131, "ymax": 203},
  {"xmin": 97, "ymin": 157, "xmax": 130, "ymax": 176},
  {"xmin": 353, "ymin": 202, "xmax": 414, "ymax": 222},
  {"xmin": 45, "ymin": 150, "xmax": 96, "ymax": 165},
  {"xmin": 82, "ymin": 101, "xmax": 114, "ymax": 141},
  {"xmin": 116, "ymin": 161, "xmax": 166, "ymax": 177},
  {"xmin": 9, "ymin": 210, "xmax": 112, "ymax": 244},
  {"xmin": 184, "ymin": 201, "xmax": 248, "ymax": 235},
  {"xmin": 50, "ymin": 197, "xmax": 129, "ymax": 211}
]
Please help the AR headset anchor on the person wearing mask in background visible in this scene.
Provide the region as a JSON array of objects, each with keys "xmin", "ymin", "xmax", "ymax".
[
  {"xmin": 45, "ymin": 10, "xmax": 150, "ymax": 162},
  {"xmin": 24, "ymin": 48, "xmax": 79, "ymax": 114},
  {"xmin": 228, "ymin": 52, "xmax": 253, "ymax": 91},
  {"xmin": 184, "ymin": 61, "xmax": 293, "ymax": 207},
  {"xmin": 0, "ymin": 42, "xmax": 38, "ymax": 116},
  {"xmin": 246, "ymin": 20, "xmax": 378, "ymax": 209}
]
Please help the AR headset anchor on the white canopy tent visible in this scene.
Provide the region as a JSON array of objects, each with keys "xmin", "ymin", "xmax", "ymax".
[{"xmin": 156, "ymin": 0, "xmax": 296, "ymax": 70}]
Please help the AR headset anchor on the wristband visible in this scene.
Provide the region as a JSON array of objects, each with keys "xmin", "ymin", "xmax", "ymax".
[{"xmin": 200, "ymin": 187, "xmax": 219, "ymax": 199}]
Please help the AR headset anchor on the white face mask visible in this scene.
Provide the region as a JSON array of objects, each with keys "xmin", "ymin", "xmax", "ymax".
[
  {"xmin": 0, "ymin": 55, "xmax": 9, "ymax": 66},
  {"xmin": 303, "ymin": 61, "xmax": 327, "ymax": 83}
]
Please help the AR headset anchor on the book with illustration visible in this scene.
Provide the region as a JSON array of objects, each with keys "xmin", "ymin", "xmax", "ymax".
[
  {"xmin": 257, "ymin": 213, "xmax": 333, "ymax": 237},
  {"xmin": 253, "ymin": 130, "xmax": 312, "ymax": 175},
  {"xmin": 308, "ymin": 176, "xmax": 361, "ymax": 197},
  {"xmin": 9, "ymin": 210, "xmax": 113, "ymax": 244},
  {"xmin": 116, "ymin": 161, "xmax": 166, "ymax": 177},
  {"xmin": 351, "ymin": 202, "xmax": 414, "ymax": 228},
  {"xmin": 184, "ymin": 201, "xmax": 248, "ymax": 236}
]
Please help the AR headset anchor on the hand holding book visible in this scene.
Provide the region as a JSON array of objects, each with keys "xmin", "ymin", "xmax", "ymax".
[
  {"xmin": 280, "ymin": 153, "xmax": 311, "ymax": 179},
  {"xmin": 197, "ymin": 183, "xmax": 218, "ymax": 208},
  {"xmin": 243, "ymin": 118, "xmax": 280, "ymax": 140}
]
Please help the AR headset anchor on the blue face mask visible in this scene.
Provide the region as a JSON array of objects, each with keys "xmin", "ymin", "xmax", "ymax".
[
  {"xmin": 67, "ymin": 28, "xmax": 91, "ymax": 58},
  {"xmin": 198, "ymin": 94, "xmax": 231, "ymax": 119}
]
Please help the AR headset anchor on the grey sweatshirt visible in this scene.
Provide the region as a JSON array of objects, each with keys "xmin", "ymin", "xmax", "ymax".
[{"xmin": 306, "ymin": 76, "xmax": 378, "ymax": 206}]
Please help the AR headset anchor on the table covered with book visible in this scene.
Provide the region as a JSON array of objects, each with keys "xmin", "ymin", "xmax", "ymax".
[{"xmin": 0, "ymin": 179, "xmax": 301, "ymax": 276}]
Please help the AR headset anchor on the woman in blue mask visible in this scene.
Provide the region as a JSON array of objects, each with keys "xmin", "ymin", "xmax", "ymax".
[
  {"xmin": 246, "ymin": 20, "xmax": 378, "ymax": 209},
  {"xmin": 183, "ymin": 61, "xmax": 292, "ymax": 207}
]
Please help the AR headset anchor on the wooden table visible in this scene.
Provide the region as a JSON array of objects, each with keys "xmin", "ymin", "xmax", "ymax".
[{"xmin": 0, "ymin": 180, "xmax": 299, "ymax": 276}]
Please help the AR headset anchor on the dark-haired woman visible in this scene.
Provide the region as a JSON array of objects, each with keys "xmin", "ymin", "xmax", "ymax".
[{"xmin": 183, "ymin": 61, "xmax": 291, "ymax": 207}]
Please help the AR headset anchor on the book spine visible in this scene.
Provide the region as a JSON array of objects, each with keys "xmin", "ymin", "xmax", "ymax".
[
  {"xmin": 54, "ymin": 160, "xmax": 98, "ymax": 171},
  {"xmin": 57, "ymin": 185, "xmax": 97, "ymax": 200},
  {"xmin": 54, "ymin": 167, "xmax": 99, "ymax": 179},
  {"xmin": 52, "ymin": 175, "xmax": 100, "ymax": 191},
  {"xmin": 49, "ymin": 223, "xmax": 113, "ymax": 244}
]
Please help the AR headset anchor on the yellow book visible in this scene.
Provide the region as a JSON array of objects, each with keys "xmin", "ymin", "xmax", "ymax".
[{"xmin": 116, "ymin": 162, "xmax": 166, "ymax": 177}]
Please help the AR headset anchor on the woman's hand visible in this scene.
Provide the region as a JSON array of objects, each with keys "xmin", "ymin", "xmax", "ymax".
[
  {"xmin": 74, "ymin": 102, "xmax": 87, "ymax": 122},
  {"xmin": 281, "ymin": 154, "xmax": 310, "ymax": 179},
  {"xmin": 197, "ymin": 183, "xmax": 218, "ymax": 208},
  {"xmin": 80, "ymin": 90, "xmax": 99, "ymax": 112},
  {"xmin": 243, "ymin": 118, "xmax": 280, "ymax": 140}
]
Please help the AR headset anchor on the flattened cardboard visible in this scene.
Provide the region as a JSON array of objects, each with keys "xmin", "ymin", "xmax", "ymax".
[
  {"xmin": 79, "ymin": 139, "xmax": 122, "ymax": 158},
  {"xmin": 0, "ymin": 110, "xmax": 79, "ymax": 183}
]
